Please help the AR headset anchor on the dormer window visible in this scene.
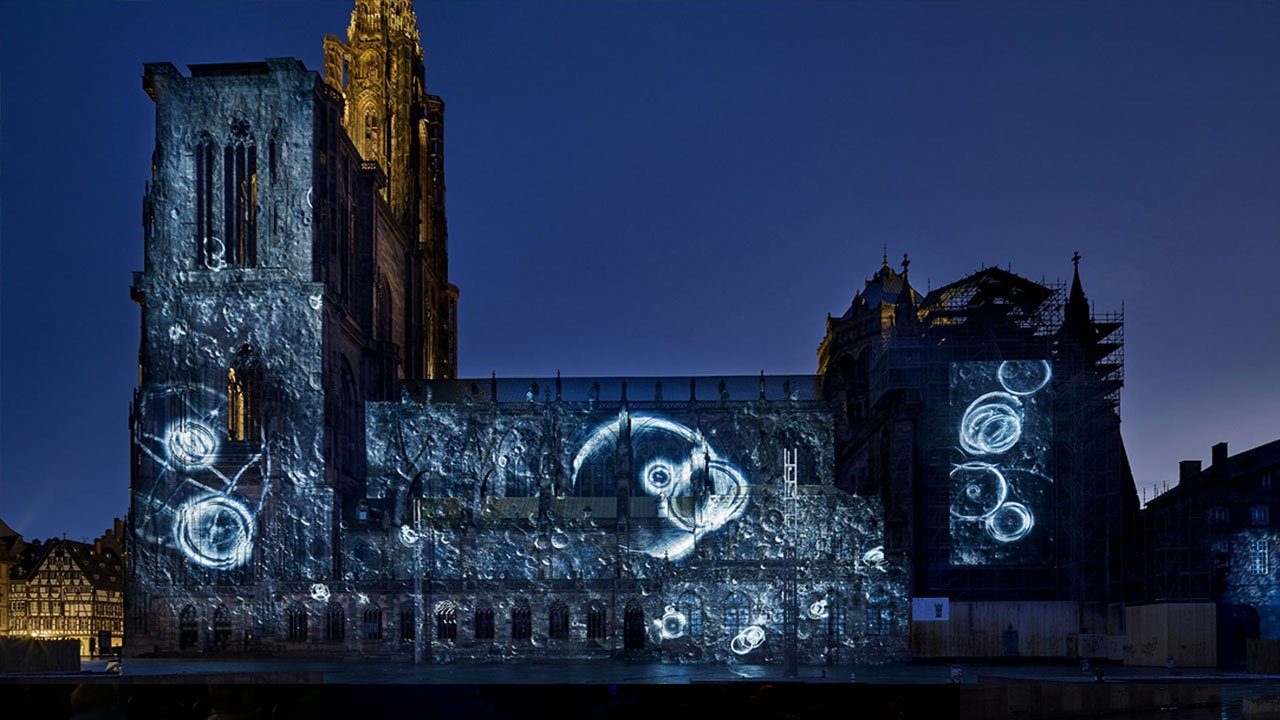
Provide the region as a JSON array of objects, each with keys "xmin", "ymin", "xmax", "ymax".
[{"xmin": 1252, "ymin": 506, "xmax": 1270, "ymax": 525}]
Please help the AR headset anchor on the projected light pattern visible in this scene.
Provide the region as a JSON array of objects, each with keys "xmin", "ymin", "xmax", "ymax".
[
  {"xmin": 985, "ymin": 502, "xmax": 1034, "ymax": 542},
  {"xmin": 134, "ymin": 384, "xmax": 268, "ymax": 572},
  {"xmin": 950, "ymin": 361, "xmax": 1053, "ymax": 564},
  {"xmin": 730, "ymin": 625, "xmax": 766, "ymax": 655},
  {"xmin": 164, "ymin": 421, "xmax": 218, "ymax": 469},
  {"xmin": 172, "ymin": 494, "xmax": 255, "ymax": 569},
  {"xmin": 949, "ymin": 463, "xmax": 1008, "ymax": 520},
  {"xmin": 571, "ymin": 415, "xmax": 749, "ymax": 561},
  {"xmin": 998, "ymin": 360, "xmax": 1052, "ymax": 396},
  {"xmin": 959, "ymin": 392, "xmax": 1023, "ymax": 455},
  {"xmin": 657, "ymin": 606, "xmax": 688, "ymax": 640}
]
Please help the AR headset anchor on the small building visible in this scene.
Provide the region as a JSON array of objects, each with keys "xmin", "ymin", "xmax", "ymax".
[
  {"xmin": 4, "ymin": 520, "xmax": 125, "ymax": 656},
  {"xmin": 1138, "ymin": 440, "xmax": 1280, "ymax": 663}
]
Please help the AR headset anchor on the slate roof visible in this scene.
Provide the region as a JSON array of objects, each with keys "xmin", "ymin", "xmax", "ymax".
[{"xmin": 10, "ymin": 537, "xmax": 124, "ymax": 591}]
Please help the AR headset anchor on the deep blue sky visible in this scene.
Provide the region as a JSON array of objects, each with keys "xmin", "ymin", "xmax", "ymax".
[{"xmin": 3, "ymin": 1, "xmax": 1278, "ymax": 541}]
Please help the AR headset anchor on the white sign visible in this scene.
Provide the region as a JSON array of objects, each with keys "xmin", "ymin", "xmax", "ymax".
[{"xmin": 912, "ymin": 597, "xmax": 950, "ymax": 622}]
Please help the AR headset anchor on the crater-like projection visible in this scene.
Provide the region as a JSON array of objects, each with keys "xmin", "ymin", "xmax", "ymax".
[
  {"xmin": 571, "ymin": 415, "xmax": 749, "ymax": 561},
  {"xmin": 949, "ymin": 361, "xmax": 1053, "ymax": 565}
]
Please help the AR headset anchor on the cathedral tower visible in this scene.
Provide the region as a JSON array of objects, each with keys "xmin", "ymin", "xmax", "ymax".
[{"xmin": 324, "ymin": 0, "xmax": 456, "ymax": 380}]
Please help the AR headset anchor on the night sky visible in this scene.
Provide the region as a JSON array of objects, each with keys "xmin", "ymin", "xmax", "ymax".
[{"xmin": 2, "ymin": 1, "xmax": 1278, "ymax": 542}]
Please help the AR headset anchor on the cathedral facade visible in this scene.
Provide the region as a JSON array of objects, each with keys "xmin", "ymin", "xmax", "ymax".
[{"xmin": 124, "ymin": 0, "xmax": 908, "ymax": 662}]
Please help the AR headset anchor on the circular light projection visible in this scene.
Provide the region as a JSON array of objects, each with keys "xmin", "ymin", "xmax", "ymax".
[
  {"xmin": 398, "ymin": 525, "xmax": 421, "ymax": 547},
  {"xmin": 985, "ymin": 502, "xmax": 1034, "ymax": 543},
  {"xmin": 998, "ymin": 360, "xmax": 1052, "ymax": 396},
  {"xmin": 730, "ymin": 625, "xmax": 767, "ymax": 655},
  {"xmin": 172, "ymin": 495, "xmax": 254, "ymax": 569},
  {"xmin": 807, "ymin": 599, "xmax": 829, "ymax": 620},
  {"xmin": 164, "ymin": 421, "xmax": 218, "ymax": 470},
  {"xmin": 310, "ymin": 583, "xmax": 331, "ymax": 602},
  {"xmin": 949, "ymin": 463, "xmax": 1009, "ymax": 520},
  {"xmin": 640, "ymin": 458, "xmax": 678, "ymax": 495},
  {"xmin": 570, "ymin": 415, "xmax": 750, "ymax": 561},
  {"xmin": 659, "ymin": 606, "xmax": 688, "ymax": 640},
  {"xmin": 959, "ymin": 392, "xmax": 1023, "ymax": 455}
]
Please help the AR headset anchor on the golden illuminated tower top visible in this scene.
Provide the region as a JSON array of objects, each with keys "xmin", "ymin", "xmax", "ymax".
[{"xmin": 324, "ymin": 0, "xmax": 456, "ymax": 380}]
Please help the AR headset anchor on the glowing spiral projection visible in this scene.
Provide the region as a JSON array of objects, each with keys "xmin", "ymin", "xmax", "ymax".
[
  {"xmin": 310, "ymin": 583, "xmax": 331, "ymax": 602},
  {"xmin": 658, "ymin": 606, "xmax": 688, "ymax": 640},
  {"xmin": 730, "ymin": 625, "xmax": 766, "ymax": 655},
  {"xmin": 949, "ymin": 462, "xmax": 1009, "ymax": 520},
  {"xmin": 959, "ymin": 392, "xmax": 1023, "ymax": 455},
  {"xmin": 807, "ymin": 599, "xmax": 829, "ymax": 620},
  {"xmin": 172, "ymin": 494, "xmax": 255, "ymax": 569},
  {"xmin": 985, "ymin": 502, "xmax": 1034, "ymax": 543},
  {"xmin": 398, "ymin": 525, "xmax": 421, "ymax": 547},
  {"xmin": 997, "ymin": 360, "xmax": 1052, "ymax": 396},
  {"xmin": 164, "ymin": 421, "xmax": 218, "ymax": 470},
  {"xmin": 571, "ymin": 414, "xmax": 750, "ymax": 561}
]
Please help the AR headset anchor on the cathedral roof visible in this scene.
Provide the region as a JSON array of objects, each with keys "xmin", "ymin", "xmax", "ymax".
[{"xmin": 838, "ymin": 260, "xmax": 922, "ymax": 321}]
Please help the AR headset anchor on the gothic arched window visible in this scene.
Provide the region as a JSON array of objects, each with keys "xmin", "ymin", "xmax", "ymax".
[
  {"xmin": 223, "ymin": 124, "xmax": 257, "ymax": 268},
  {"xmin": 623, "ymin": 599, "xmax": 645, "ymax": 650},
  {"xmin": 474, "ymin": 605, "xmax": 495, "ymax": 641},
  {"xmin": 676, "ymin": 592, "xmax": 703, "ymax": 638},
  {"xmin": 325, "ymin": 604, "xmax": 345, "ymax": 642},
  {"xmin": 285, "ymin": 606, "xmax": 308, "ymax": 642},
  {"xmin": 436, "ymin": 601, "xmax": 458, "ymax": 641},
  {"xmin": 178, "ymin": 605, "xmax": 200, "ymax": 649},
  {"xmin": 362, "ymin": 606, "xmax": 383, "ymax": 640},
  {"xmin": 227, "ymin": 344, "xmax": 262, "ymax": 442},
  {"xmin": 548, "ymin": 601, "xmax": 569, "ymax": 640},
  {"xmin": 194, "ymin": 132, "xmax": 218, "ymax": 269},
  {"xmin": 586, "ymin": 600, "xmax": 607, "ymax": 641},
  {"xmin": 338, "ymin": 358, "xmax": 357, "ymax": 473},
  {"xmin": 724, "ymin": 594, "xmax": 752, "ymax": 639},
  {"xmin": 399, "ymin": 605, "xmax": 415, "ymax": 646},
  {"xmin": 212, "ymin": 605, "xmax": 232, "ymax": 648},
  {"xmin": 511, "ymin": 600, "xmax": 532, "ymax": 641}
]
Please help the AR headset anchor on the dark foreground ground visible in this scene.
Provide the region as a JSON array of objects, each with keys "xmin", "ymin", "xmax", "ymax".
[{"xmin": 1, "ymin": 660, "xmax": 1278, "ymax": 720}]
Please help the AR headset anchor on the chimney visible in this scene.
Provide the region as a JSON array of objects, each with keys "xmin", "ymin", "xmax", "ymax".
[
  {"xmin": 1179, "ymin": 460, "xmax": 1202, "ymax": 487},
  {"xmin": 1211, "ymin": 442, "xmax": 1229, "ymax": 470}
]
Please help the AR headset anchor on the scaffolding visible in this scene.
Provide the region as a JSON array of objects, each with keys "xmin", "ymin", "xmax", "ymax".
[{"xmin": 858, "ymin": 268, "xmax": 1128, "ymax": 604}]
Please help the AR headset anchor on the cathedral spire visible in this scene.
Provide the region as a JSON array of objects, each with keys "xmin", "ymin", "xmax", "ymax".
[
  {"xmin": 1060, "ymin": 251, "xmax": 1095, "ymax": 348},
  {"xmin": 895, "ymin": 253, "xmax": 917, "ymax": 326}
]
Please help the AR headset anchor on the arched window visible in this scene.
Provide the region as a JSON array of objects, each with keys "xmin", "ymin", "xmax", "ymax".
[
  {"xmin": 586, "ymin": 600, "xmax": 607, "ymax": 641},
  {"xmin": 339, "ymin": 358, "xmax": 357, "ymax": 474},
  {"xmin": 724, "ymin": 595, "xmax": 751, "ymax": 639},
  {"xmin": 436, "ymin": 601, "xmax": 458, "ymax": 641},
  {"xmin": 399, "ymin": 605, "xmax": 416, "ymax": 646},
  {"xmin": 212, "ymin": 605, "xmax": 232, "ymax": 648},
  {"xmin": 864, "ymin": 602, "xmax": 887, "ymax": 636},
  {"xmin": 474, "ymin": 605, "xmax": 495, "ymax": 641},
  {"xmin": 376, "ymin": 278, "xmax": 392, "ymax": 343},
  {"xmin": 676, "ymin": 592, "xmax": 703, "ymax": 638},
  {"xmin": 194, "ymin": 132, "xmax": 218, "ymax": 269},
  {"xmin": 548, "ymin": 601, "xmax": 569, "ymax": 640},
  {"xmin": 178, "ymin": 605, "xmax": 200, "ymax": 649},
  {"xmin": 362, "ymin": 606, "xmax": 383, "ymax": 640},
  {"xmin": 227, "ymin": 344, "xmax": 262, "ymax": 442},
  {"xmin": 285, "ymin": 606, "xmax": 308, "ymax": 642},
  {"xmin": 623, "ymin": 599, "xmax": 645, "ymax": 650},
  {"xmin": 223, "ymin": 127, "xmax": 257, "ymax": 268},
  {"xmin": 325, "ymin": 604, "xmax": 345, "ymax": 642},
  {"xmin": 511, "ymin": 600, "xmax": 532, "ymax": 641}
]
